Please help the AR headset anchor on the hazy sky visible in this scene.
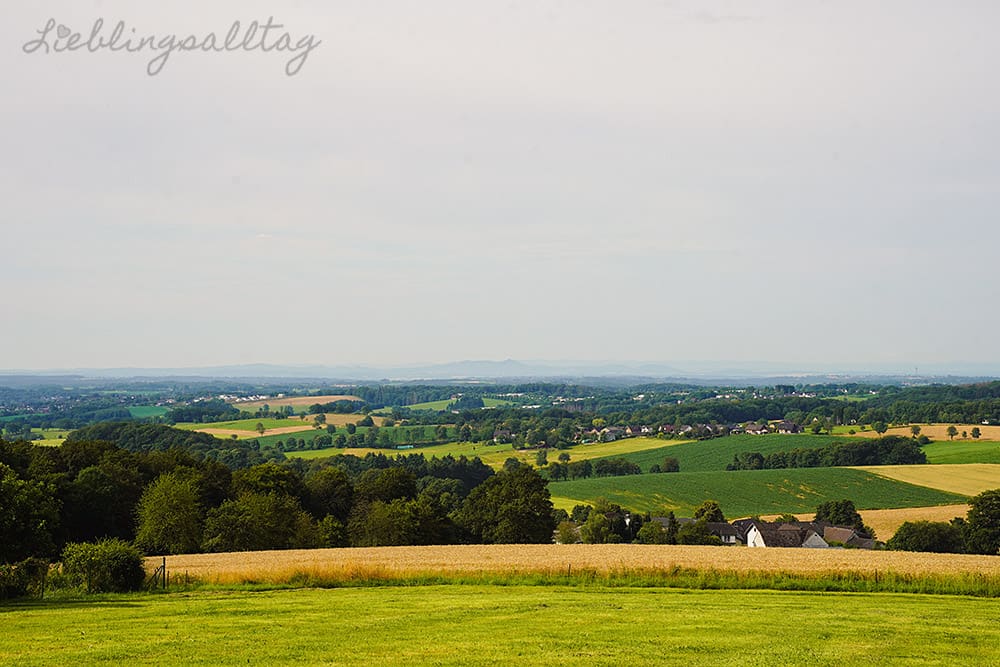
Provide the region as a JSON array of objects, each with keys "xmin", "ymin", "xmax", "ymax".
[{"xmin": 2, "ymin": 1, "xmax": 999, "ymax": 371}]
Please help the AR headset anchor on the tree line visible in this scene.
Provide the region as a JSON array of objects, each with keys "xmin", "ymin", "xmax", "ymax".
[
  {"xmin": 0, "ymin": 437, "xmax": 557, "ymax": 569},
  {"xmin": 725, "ymin": 436, "xmax": 927, "ymax": 471}
]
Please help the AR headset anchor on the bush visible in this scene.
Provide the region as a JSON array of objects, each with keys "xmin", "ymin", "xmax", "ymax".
[
  {"xmin": 61, "ymin": 539, "xmax": 146, "ymax": 593},
  {"xmin": 0, "ymin": 558, "xmax": 49, "ymax": 599}
]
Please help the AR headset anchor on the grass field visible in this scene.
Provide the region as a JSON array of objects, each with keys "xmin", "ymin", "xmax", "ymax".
[
  {"xmin": 858, "ymin": 464, "xmax": 1000, "ymax": 496},
  {"xmin": 400, "ymin": 398, "xmax": 453, "ymax": 411},
  {"xmin": 27, "ymin": 428, "xmax": 71, "ymax": 446},
  {"xmin": 924, "ymin": 439, "xmax": 1000, "ymax": 464},
  {"xmin": 548, "ymin": 468, "xmax": 967, "ymax": 518},
  {"xmin": 229, "ymin": 395, "xmax": 362, "ymax": 412},
  {"xmin": 127, "ymin": 405, "xmax": 170, "ymax": 419},
  {"xmin": 4, "ymin": 586, "xmax": 998, "ymax": 666},
  {"xmin": 384, "ymin": 397, "xmax": 514, "ymax": 412},
  {"xmin": 586, "ymin": 434, "xmax": 851, "ymax": 473}
]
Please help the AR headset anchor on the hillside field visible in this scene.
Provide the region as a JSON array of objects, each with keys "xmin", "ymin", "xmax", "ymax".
[
  {"xmin": 4, "ymin": 586, "xmax": 998, "ymax": 666},
  {"xmin": 127, "ymin": 405, "xmax": 170, "ymax": 419},
  {"xmin": 923, "ymin": 439, "xmax": 1000, "ymax": 464},
  {"xmin": 548, "ymin": 468, "xmax": 967, "ymax": 518},
  {"xmin": 862, "ymin": 424, "xmax": 1000, "ymax": 441},
  {"xmin": 287, "ymin": 436, "xmax": 683, "ymax": 468},
  {"xmin": 175, "ymin": 414, "xmax": 387, "ymax": 440},
  {"xmin": 586, "ymin": 434, "xmax": 851, "ymax": 473},
  {"xmin": 228, "ymin": 395, "xmax": 362, "ymax": 412},
  {"xmin": 858, "ymin": 464, "xmax": 1000, "ymax": 496}
]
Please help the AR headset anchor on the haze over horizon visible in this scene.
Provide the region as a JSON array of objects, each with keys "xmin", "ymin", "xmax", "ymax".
[{"xmin": 3, "ymin": 1, "xmax": 999, "ymax": 370}]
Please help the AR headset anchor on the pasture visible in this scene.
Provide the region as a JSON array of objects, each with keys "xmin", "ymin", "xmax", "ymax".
[
  {"xmin": 4, "ymin": 586, "xmax": 998, "ymax": 665},
  {"xmin": 548, "ymin": 468, "xmax": 967, "ymax": 519},
  {"xmin": 923, "ymin": 439, "xmax": 1000, "ymax": 464},
  {"xmin": 384, "ymin": 397, "xmax": 514, "ymax": 412},
  {"xmin": 28, "ymin": 428, "xmax": 70, "ymax": 446},
  {"xmin": 858, "ymin": 464, "xmax": 1000, "ymax": 496},
  {"xmin": 127, "ymin": 405, "xmax": 170, "ymax": 419}
]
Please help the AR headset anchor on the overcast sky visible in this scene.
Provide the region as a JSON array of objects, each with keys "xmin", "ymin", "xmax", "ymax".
[{"xmin": 2, "ymin": 1, "xmax": 998, "ymax": 372}]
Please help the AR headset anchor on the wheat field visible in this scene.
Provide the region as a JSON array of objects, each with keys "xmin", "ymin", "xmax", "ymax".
[
  {"xmin": 153, "ymin": 544, "xmax": 1000, "ymax": 585},
  {"xmin": 858, "ymin": 464, "xmax": 1000, "ymax": 496}
]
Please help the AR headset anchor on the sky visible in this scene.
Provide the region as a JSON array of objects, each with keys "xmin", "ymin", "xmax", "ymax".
[{"xmin": 2, "ymin": 1, "xmax": 999, "ymax": 372}]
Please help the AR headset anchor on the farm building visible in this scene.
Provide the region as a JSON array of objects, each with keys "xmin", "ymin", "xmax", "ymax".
[{"xmin": 737, "ymin": 519, "xmax": 876, "ymax": 549}]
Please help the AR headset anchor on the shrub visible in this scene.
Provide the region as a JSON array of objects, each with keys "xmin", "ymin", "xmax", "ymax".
[
  {"xmin": 0, "ymin": 558, "xmax": 49, "ymax": 600},
  {"xmin": 61, "ymin": 539, "xmax": 146, "ymax": 593}
]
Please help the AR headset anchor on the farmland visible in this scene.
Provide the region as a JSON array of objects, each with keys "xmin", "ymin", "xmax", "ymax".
[
  {"xmin": 858, "ymin": 464, "xmax": 1000, "ymax": 496},
  {"xmin": 584, "ymin": 434, "xmax": 850, "ymax": 473},
  {"xmin": 228, "ymin": 395, "xmax": 362, "ymax": 412},
  {"xmin": 397, "ymin": 397, "xmax": 514, "ymax": 411},
  {"xmin": 174, "ymin": 414, "xmax": 388, "ymax": 440},
  {"xmin": 127, "ymin": 405, "xmax": 170, "ymax": 419},
  {"xmin": 548, "ymin": 468, "xmax": 967, "ymax": 518},
  {"xmin": 4, "ymin": 586, "xmax": 998, "ymax": 666},
  {"xmin": 863, "ymin": 424, "xmax": 1000, "ymax": 441},
  {"xmin": 923, "ymin": 439, "xmax": 1000, "ymax": 464},
  {"xmin": 27, "ymin": 428, "xmax": 71, "ymax": 446},
  {"xmin": 287, "ymin": 435, "xmax": 681, "ymax": 468},
  {"xmin": 156, "ymin": 543, "xmax": 1000, "ymax": 582}
]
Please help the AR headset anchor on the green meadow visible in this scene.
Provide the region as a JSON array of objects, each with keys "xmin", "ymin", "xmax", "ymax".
[
  {"xmin": 2, "ymin": 587, "xmax": 997, "ymax": 665},
  {"xmin": 127, "ymin": 405, "xmax": 170, "ymax": 419},
  {"xmin": 379, "ymin": 397, "xmax": 515, "ymax": 412},
  {"xmin": 548, "ymin": 468, "xmax": 967, "ymax": 517},
  {"xmin": 923, "ymin": 439, "xmax": 1000, "ymax": 464}
]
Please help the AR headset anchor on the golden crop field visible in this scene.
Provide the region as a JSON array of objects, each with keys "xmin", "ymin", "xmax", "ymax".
[
  {"xmin": 196, "ymin": 425, "xmax": 317, "ymax": 439},
  {"xmin": 155, "ymin": 544, "xmax": 1000, "ymax": 584},
  {"xmin": 194, "ymin": 413, "xmax": 384, "ymax": 439},
  {"xmin": 762, "ymin": 504, "xmax": 970, "ymax": 540},
  {"xmin": 230, "ymin": 395, "xmax": 362, "ymax": 411},
  {"xmin": 851, "ymin": 424, "xmax": 1000, "ymax": 441},
  {"xmin": 857, "ymin": 464, "xmax": 1000, "ymax": 496}
]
